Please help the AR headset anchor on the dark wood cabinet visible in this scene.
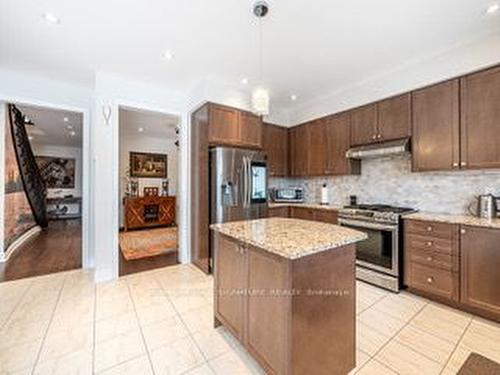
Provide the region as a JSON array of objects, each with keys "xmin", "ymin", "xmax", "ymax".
[
  {"xmin": 461, "ymin": 66, "xmax": 500, "ymax": 170},
  {"xmin": 351, "ymin": 104, "xmax": 377, "ymax": 146},
  {"xmin": 412, "ymin": 80, "xmax": 460, "ymax": 172},
  {"xmin": 214, "ymin": 234, "xmax": 246, "ymax": 340},
  {"xmin": 123, "ymin": 196, "xmax": 176, "ymax": 231},
  {"xmin": 263, "ymin": 123, "xmax": 289, "ymax": 177},
  {"xmin": 308, "ymin": 119, "xmax": 328, "ymax": 176},
  {"xmin": 207, "ymin": 103, "xmax": 262, "ymax": 149},
  {"xmin": 289, "ymin": 206, "xmax": 338, "ymax": 224},
  {"xmin": 325, "ymin": 113, "xmax": 360, "ymax": 176},
  {"xmin": 289, "ymin": 124, "xmax": 310, "ymax": 177},
  {"xmin": 460, "ymin": 226, "xmax": 500, "ymax": 319},
  {"xmin": 377, "ymin": 93, "xmax": 412, "ymax": 142},
  {"xmin": 268, "ymin": 206, "xmax": 290, "ymax": 218}
]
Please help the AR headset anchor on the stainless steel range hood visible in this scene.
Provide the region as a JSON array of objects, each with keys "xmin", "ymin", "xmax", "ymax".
[{"xmin": 346, "ymin": 138, "xmax": 410, "ymax": 159}]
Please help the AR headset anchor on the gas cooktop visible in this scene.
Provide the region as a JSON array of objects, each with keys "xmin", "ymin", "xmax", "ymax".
[
  {"xmin": 339, "ymin": 204, "xmax": 417, "ymax": 224},
  {"xmin": 342, "ymin": 204, "xmax": 416, "ymax": 214}
]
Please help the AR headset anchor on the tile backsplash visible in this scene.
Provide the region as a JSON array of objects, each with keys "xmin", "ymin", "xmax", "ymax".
[{"xmin": 269, "ymin": 154, "xmax": 500, "ymax": 214}]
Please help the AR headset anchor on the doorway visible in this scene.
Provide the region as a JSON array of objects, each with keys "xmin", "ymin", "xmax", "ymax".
[
  {"xmin": 118, "ymin": 106, "xmax": 180, "ymax": 276},
  {"xmin": 1, "ymin": 103, "xmax": 84, "ymax": 281}
]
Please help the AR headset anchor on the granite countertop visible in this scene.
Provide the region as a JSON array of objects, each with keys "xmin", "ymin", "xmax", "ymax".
[
  {"xmin": 210, "ymin": 218, "xmax": 367, "ymax": 260},
  {"xmin": 268, "ymin": 202, "xmax": 342, "ymax": 211},
  {"xmin": 404, "ymin": 212, "xmax": 500, "ymax": 229}
]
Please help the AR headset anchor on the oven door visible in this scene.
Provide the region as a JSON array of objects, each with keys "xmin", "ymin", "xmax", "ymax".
[{"xmin": 339, "ymin": 218, "xmax": 399, "ymax": 277}]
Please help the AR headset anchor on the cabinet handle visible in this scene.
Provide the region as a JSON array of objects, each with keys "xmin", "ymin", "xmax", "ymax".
[
  {"xmin": 461, "ymin": 229, "xmax": 466, "ymax": 235},
  {"xmin": 427, "ymin": 226, "xmax": 433, "ymax": 232},
  {"xmin": 377, "ymin": 134, "xmax": 382, "ymax": 139},
  {"xmin": 427, "ymin": 277, "xmax": 434, "ymax": 284},
  {"xmin": 427, "ymin": 241, "xmax": 433, "ymax": 247},
  {"xmin": 460, "ymin": 162, "xmax": 467, "ymax": 167},
  {"xmin": 426, "ymin": 256, "xmax": 433, "ymax": 262},
  {"xmin": 372, "ymin": 135, "xmax": 377, "ymax": 140},
  {"xmin": 452, "ymin": 162, "xmax": 459, "ymax": 168}
]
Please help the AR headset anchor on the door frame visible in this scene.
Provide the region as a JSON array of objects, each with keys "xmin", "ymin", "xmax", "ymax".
[{"xmin": 0, "ymin": 96, "xmax": 92, "ymax": 268}]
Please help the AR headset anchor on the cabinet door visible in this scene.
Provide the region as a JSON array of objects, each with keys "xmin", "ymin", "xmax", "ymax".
[
  {"xmin": 289, "ymin": 125, "xmax": 310, "ymax": 176},
  {"xmin": 240, "ymin": 111, "xmax": 263, "ymax": 148},
  {"xmin": 461, "ymin": 66, "xmax": 500, "ymax": 169},
  {"xmin": 313, "ymin": 209, "xmax": 338, "ymax": 224},
  {"xmin": 246, "ymin": 247, "xmax": 290, "ymax": 374},
  {"xmin": 290, "ymin": 207, "xmax": 315, "ymax": 221},
  {"xmin": 208, "ymin": 104, "xmax": 240, "ymax": 144},
  {"xmin": 460, "ymin": 226, "xmax": 500, "ymax": 318},
  {"xmin": 412, "ymin": 80, "xmax": 460, "ymax": 172},
  {"xmin": 263, "ymin": 123, "xmax": 289, "ymax": 177},
  {"xmin": 325, "ymin": 113, "xmax": 360, "ymax": 175},
  {"xmin": 268, "ymin": 207, "xmax": 289, "ymax": 218},
  {"xmin": 214, "ymin": 235, "xmax": 246, "ymax": 339},
  {"xmin": 377, "ymin": 93, "xmax": 411, "ymax": 141},
  {"xmin": 350, "ymin": 104, "xmax": 377, "ymax": 145},
  {"xmin": 308, "ymin": 119, "xmax": 328, "ymax": 176}
]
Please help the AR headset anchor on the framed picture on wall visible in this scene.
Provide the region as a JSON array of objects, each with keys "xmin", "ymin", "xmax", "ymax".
[
  {"xmin": 35, "ymin": 156, "xmax": 76, "ymax": 189},
  {"xmin": 130, "ymin": 152, "xmax": 167, "ymax": 178}
]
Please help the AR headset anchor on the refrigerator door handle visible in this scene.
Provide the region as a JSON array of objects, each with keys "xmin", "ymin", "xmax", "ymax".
[{"xmin": 243, "ymin": 156, "xmax": 248, "ymax": 208}]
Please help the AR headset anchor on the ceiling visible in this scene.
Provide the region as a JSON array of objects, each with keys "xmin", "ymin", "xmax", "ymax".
[
  {"xmin": 119, "ymin": 107, "xmax": 179, "ymax": 139},
  {"xmin": 1, "ymin": 1, "xmax": 500, "ymax": 111},
  {"xmin": 17, "ymin": 104, "xmax": 83, "ymax": 147}
]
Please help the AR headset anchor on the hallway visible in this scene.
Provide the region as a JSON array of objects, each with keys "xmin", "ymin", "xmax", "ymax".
[{"xmin": 0, "ymin": 220, "xmax": 81, "ymax": 282}]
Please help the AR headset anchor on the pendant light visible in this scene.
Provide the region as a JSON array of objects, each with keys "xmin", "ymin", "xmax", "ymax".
[{"xmin": 251, "ymin": 2, "xmax": 270, "ymax": 116}]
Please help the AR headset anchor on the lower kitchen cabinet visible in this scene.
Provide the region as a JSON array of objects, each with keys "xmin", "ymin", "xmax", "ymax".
[
  {"xmin": 404, "ymin": 219, "xmax": 500, "ymax": 322},
  {"xmin": 268, "ymin": 206, "xmax": 290, "ymax": 218},
  {"xmin": 460, "ymin": 226, "xmax": 500, "ymax": 319},
  {"xmin": 289, "ymin": 206, "xmax": 338, "ymax": 224}
]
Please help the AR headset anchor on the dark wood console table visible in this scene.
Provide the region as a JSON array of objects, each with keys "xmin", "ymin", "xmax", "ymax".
[{"xmin": 123, "ymin": 196, "xmax": 176, "ymax": 231}]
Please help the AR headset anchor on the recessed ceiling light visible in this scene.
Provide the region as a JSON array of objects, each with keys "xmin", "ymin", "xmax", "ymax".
[
  {"xmin": 290, "ymin": 94, "xmax": 298, "ymax": 101},
  {"xmin": 163, "ymin": 51, "xmax": 174, "ymax": 60},
  {"xmin": 138, "ymin": 127, "xmax": 144, "ymax": 133},
  {"xmin": 69, "ymin": 131, "xmax": 76, "ymax": 137},
  {"xmin": 486, "ymin": 3, "xmax": 499, "ymax": 13},
  {"xmin": 241, "ymin": 78, "xmax": 249, "ymax": 85},
  {"xmin": 42, "ymin": 12, "xmax": 60, "ymax": 24}
]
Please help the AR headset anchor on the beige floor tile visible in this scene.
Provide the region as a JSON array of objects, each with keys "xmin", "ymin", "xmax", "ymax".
[
  {"xmin": 208, "ymin": 348, "xmax": 264, "ymax": 375},
  {"xmin": 348, "ymin": 349, "xmax": 370, "ymax": 374},
  {"xmin": 358, "ymin": 307, "xmax": 406, "ymax": 336},
  {"xmin": 150, "ymin": 336, "xmax": 205, "ymax": 375},
  {"xmin": 371, "ymin": 292, "xmax": 425, "ymax": 322},
  {"xmin": 394, "ymin": 325, "xmax": 455, "ymax": 364},
  {"xmin": 442, "ymin": 345, "xmax": 472, "ymax": 374},
  {"xmin": 356, "ymin": 321, "xmax": 391, "ymax": 356},
  {"xmin": 355, "ymin": 359, "xmax": 398, "ymax": 375},
  {"xmin": 34, "ymin": 348, "xmax": 92, "ymax": 375},
  {"xmin": 460, "ymin": 319, "xmax": 500, "ymax": 362},
  {"xmin": 0, "ymin": 340, "xmax": 42, "ymax": 374},
  {"xmin": 0, "ymin": 318, "xmax": 49, "ymax": 349},
  {"xmin": 410, "ymin": 303, "xmax": 471, "ymax": 343},
  {"xmin": 97, "ymin": 355, "xmax": 153, "ymax": 375},
  {"xmin": 94, "ymin": 329, "xmax": 146, "ymax": 372},
  {"xmin": 192, "ymin": 327, "xmax": 234, "ymax": 360},
  {"xmin": 95, "ymin": 310, "xmax": 139, "ymax": 343},
  {"xmin": 182, "ymin": 305, "xmax": 215, "ymax": 333},
  {"xmin": 95, "ymin": 295, "xmax": 134, "ymax": 321},
  {"xmin": 141, "ymin": 314, "xmax": 190, "ymax": 351},
  {"xmin": 135, "ymin": 301, "xmax": 177, "ymax": 326},
  {"xmin": 184, "ymin": 364, "xmax": 215, "ymax": 374},
  {"xmin": 39, "ymin": 324, "xmax": 94, "ymax": 362},
  {"xmin": 169, "ymin": 292, "xmax": 211, "ymax": 314},
  {"xmin": 376, "ymin": 340, "xmax": 442, "ymax": 375}
]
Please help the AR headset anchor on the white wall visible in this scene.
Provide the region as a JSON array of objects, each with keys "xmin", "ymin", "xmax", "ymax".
[
  {"xmin": 118, "ymin": 133, "xmax": 178, "ymax": 227},
  {"xmin": 31, "ymin": 144, "xmax": 83, "ymax": 199}
]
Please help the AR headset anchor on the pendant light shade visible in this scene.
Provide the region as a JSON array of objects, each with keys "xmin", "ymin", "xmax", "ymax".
[{"xmin": 252, "ymin": 87, "xmax": 270, "ymax": 116}]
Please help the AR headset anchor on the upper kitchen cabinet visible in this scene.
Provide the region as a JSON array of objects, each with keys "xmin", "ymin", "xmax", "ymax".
[
  {"xmin": 207, "ymin": 103, "xmax": 263, "ymax": 149},
  {"xmin": 412, "ymin": 80, "xmax": 460, "ymax": 172},
  {"xmin": 263, "ymin": 123, "xmax": 289, "ymax": 177},
  {"xmin": 307, "ymin": 119, "xmax": 328, "ymax": 176},
  {"xmin": 377, "ymin": 93, "xmax": 412, "ymax": 142},
  {"xmin": 325, "ymin": 113, "xmax": 360, "ymax": 175},
  {"xmin": 461, "ymin": 66, "xmax": 500, "ymax": 170},
  {"xmin": 351, "ymin": 104, "xmax": 377, "ymax": 146},
  {"xmin": 289, "ymin": 124, "xmax": 310, "ymax": 177},
  {"xmin": 350, "ymin": 94, "xmax": 411, "ymax": 146}
]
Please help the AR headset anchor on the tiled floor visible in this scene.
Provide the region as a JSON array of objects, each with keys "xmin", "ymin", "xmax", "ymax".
[{"xmin": 1, "ymin": 265, "xmax": 499, "ymax": 374}]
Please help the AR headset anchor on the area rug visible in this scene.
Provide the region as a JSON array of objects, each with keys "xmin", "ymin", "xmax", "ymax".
[
  {"xmin": 119, "ymin": 227, "xmax": 178, "ymax": 261},
  {"xmin": 458, "ymin": 353, "xmax": 500, "ymax": 375}
]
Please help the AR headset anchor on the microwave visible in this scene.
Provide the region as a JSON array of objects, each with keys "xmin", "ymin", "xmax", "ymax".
[{"xmin": 271, "ymin": 188, "xmax": 304, "ymax": 203}]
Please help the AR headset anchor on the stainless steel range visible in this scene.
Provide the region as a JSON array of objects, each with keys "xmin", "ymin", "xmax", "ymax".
[{"xmin": 338, "ymin": 204, "xmax": 417, "ymax": 292}]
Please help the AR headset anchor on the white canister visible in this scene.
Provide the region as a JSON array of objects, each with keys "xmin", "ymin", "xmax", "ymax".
[{"xmin": 320, "ymin": 183, "xmax": 329, "ymax": 205}]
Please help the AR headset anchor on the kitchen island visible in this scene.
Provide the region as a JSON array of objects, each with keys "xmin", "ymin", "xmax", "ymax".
[{"xmin": 210, "ymin": 218, "xmax": 367, "ymax": 375}]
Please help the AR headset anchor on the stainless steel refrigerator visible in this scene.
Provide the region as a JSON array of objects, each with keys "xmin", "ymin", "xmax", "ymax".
[{"xmin": 210, "ymin": 147, "xmax": 268, "ymax": 225}]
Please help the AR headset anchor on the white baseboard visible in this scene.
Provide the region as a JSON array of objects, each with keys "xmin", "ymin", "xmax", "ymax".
[{"xmin": 1, "ymin": 226, "xmax": 42, "ymax": 263}]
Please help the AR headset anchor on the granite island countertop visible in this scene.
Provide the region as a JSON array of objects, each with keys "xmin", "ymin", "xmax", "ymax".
[
  {"xmin": 268, "ymin": 202, "xmax": 342, "ymax": 211},
  {"xmin": 210, "ymin": 217, "xmax": 367, "ymax": 260},
  {"xmin": 404, "ymin": 212, "xmax": 500, "ymax": 229}
]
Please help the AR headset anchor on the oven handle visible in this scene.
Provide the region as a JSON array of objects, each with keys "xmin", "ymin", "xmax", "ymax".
[{"xmin": 338, "ymin": 218, "xmax": 397, "ymax": 232}]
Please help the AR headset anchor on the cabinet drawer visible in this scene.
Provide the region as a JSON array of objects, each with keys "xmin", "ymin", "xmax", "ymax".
[
  {"xmin": 406, "ymin": 234, "xmax": 455, "ymax": 256},
  {"xmin": 408, "ymin": 248, "xmax": 458, "ymax": 272},
  {"xmin": 408, "ymin": 262, "xmax": 457, "ymax": 300},
  {"xmin": 314, "ymin": 209, "xmax": 338, "ymax": 224},
  {"xmin": 405, "ymin": 219, "xmax": 456, "ymax": 240}
]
